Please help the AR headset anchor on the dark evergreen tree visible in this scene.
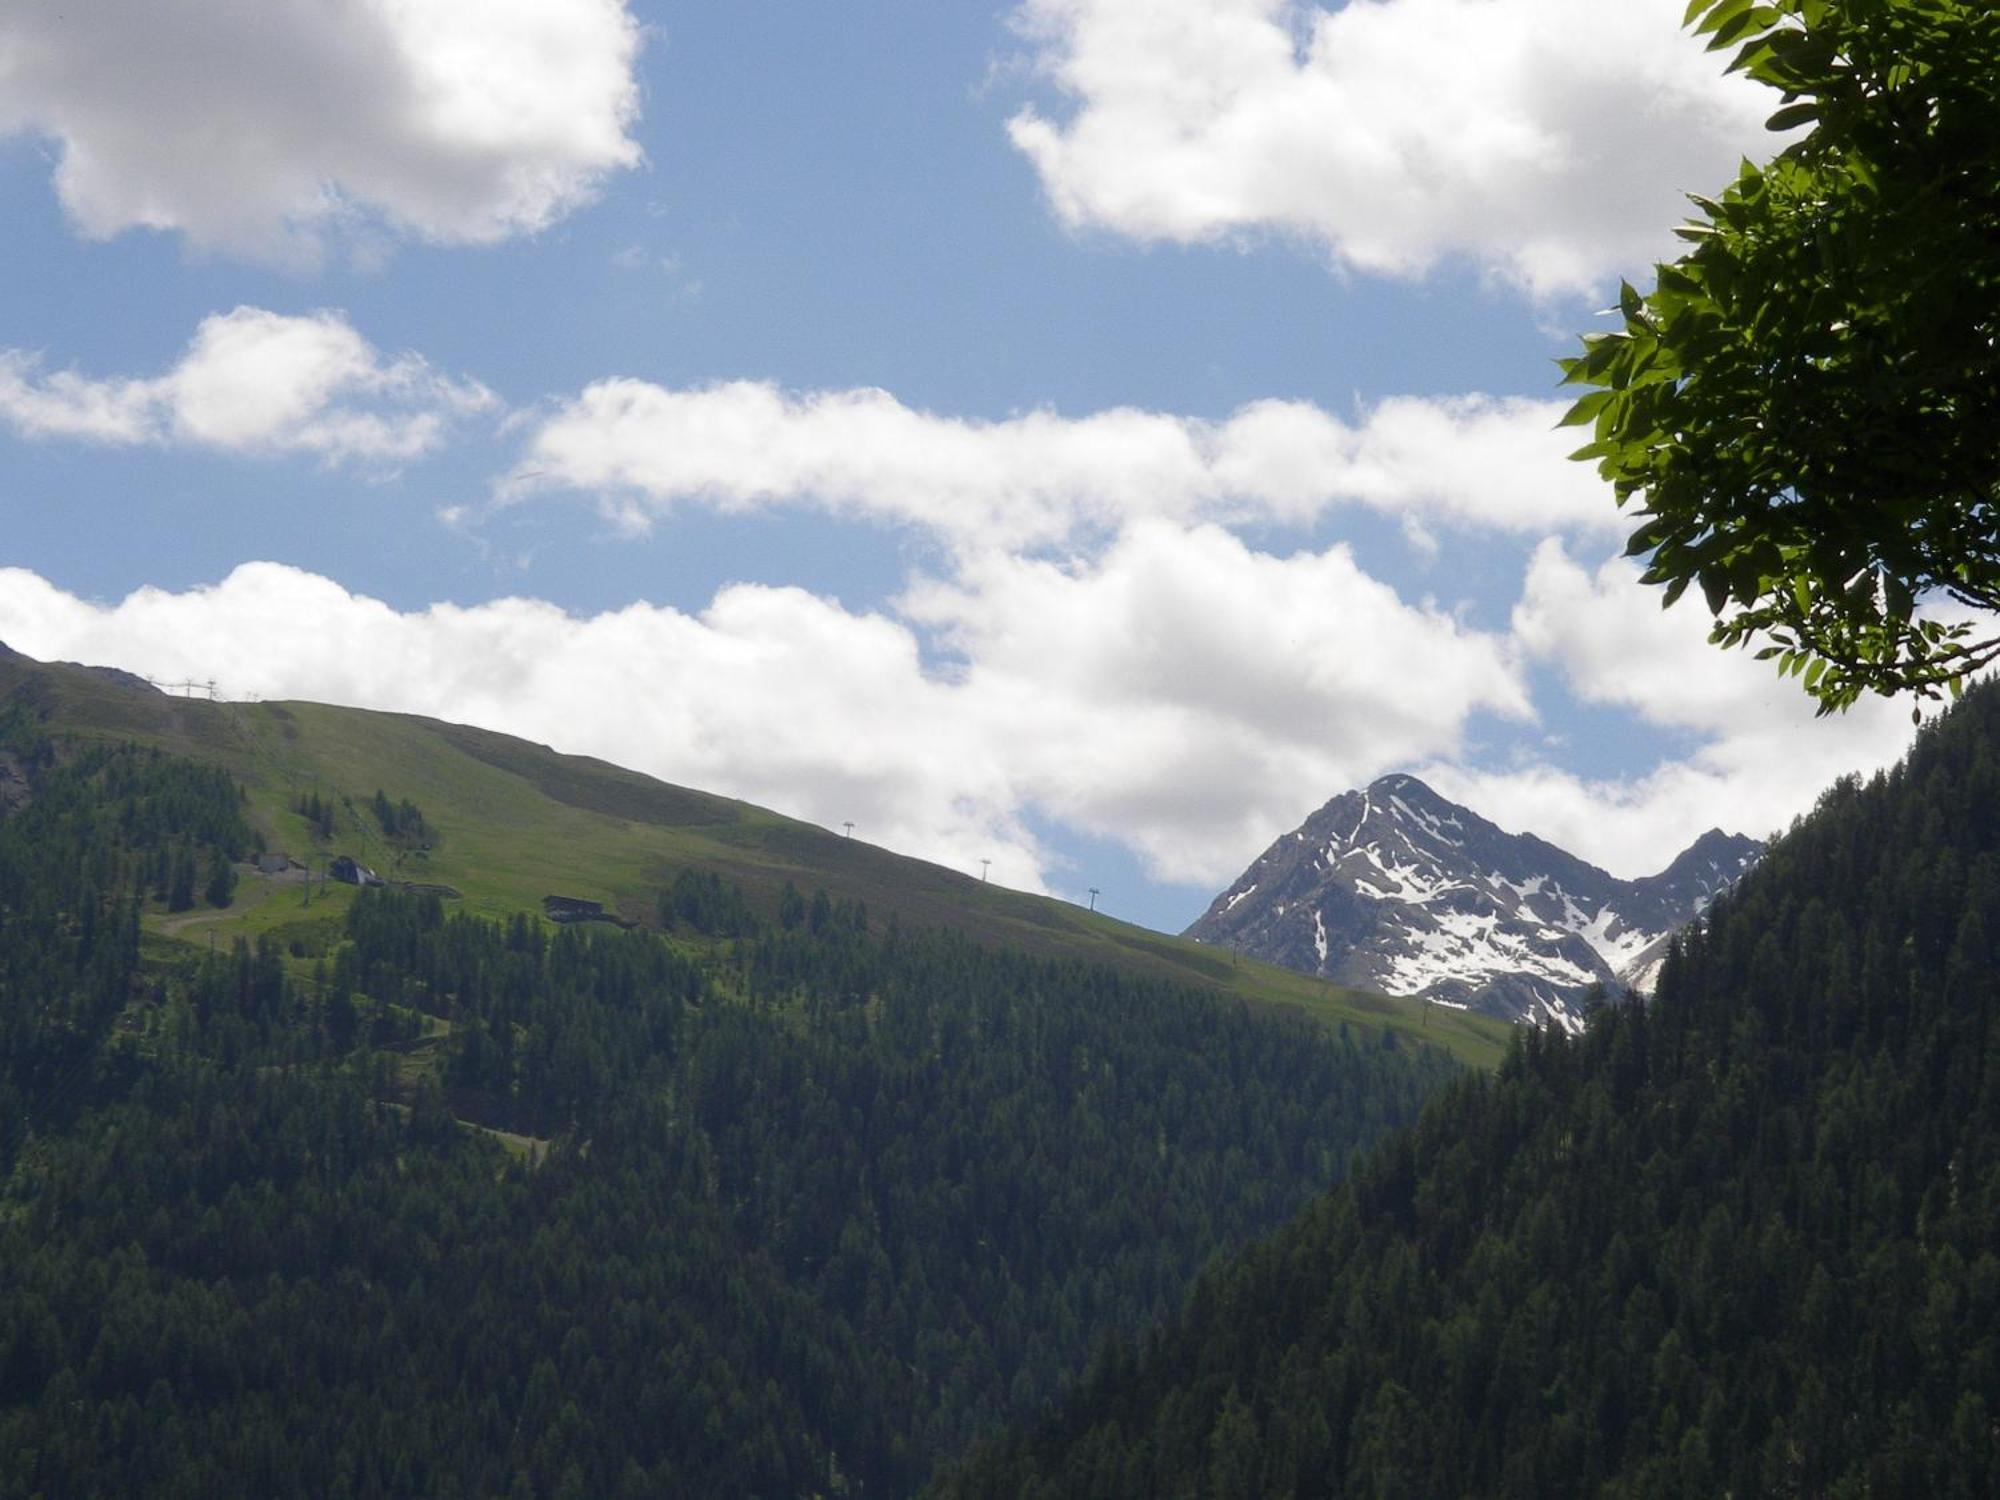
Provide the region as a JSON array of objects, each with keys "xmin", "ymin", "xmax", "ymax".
[
  {"xmin": 203, "ymin": 850, "xmax": 236, "ymax": 908},
  {"xmin": 165, "ymin": 843, "xmax": 197, "ymax": 912},
  {"xmin": 778, "ymin": 879, "xmax": 806, "ymax": 930}
]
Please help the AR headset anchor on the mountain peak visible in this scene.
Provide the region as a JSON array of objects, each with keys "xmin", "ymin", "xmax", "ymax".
[
  {"xmin": 1366, "ymin": 772, "xmax": 1435, "ymax": 797},
  {"xmin": 1662, "ymin": 826, "xmax": 1761, "ymax": 870},
  {"xmin": 1189, "ymin": 783, "xmax": 1764, "ymax": 1029}
]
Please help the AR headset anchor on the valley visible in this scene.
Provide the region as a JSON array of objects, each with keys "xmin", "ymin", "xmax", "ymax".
[
  {"xmin": 4, "ymin": 644, "xmax": 1993, "ymax": 1497},
  {"xmin": 3, "ymin": 0, "xmax": 1990, "ymax": 1492}
]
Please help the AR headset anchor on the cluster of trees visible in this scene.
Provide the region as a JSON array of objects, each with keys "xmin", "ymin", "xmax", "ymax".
[
  {"xmin": 291, "ymin": 786, "xmax": 434, "ymax": 861},
  {"xmin": 0, "ymin": 730, "xmax": 1461, "ymax": 1497},
  {"xmin": 655, "ymin": 867, "xmax": 758, "ymax": 937},
  {"xmin": 336, "ymin": 879, "xmax": 1455, "ymax": 1490},
  {"xmin": 91, "ymin": 750, "xmax": 249, "ymax": 914},
  {"xmin": 293, "ymin": 789, "xmax": 338, "ymax": 842},
  {"xmin": 941, "ymin": 682, "xmax": 2000, "ymax": 1497},
  {"xmin": 369, "ymin": 789, "xmax": 432, "ymax": 848},
  {"xmin": 0, "ymin": 742, "xmax": 250, "ymax": 1173}
]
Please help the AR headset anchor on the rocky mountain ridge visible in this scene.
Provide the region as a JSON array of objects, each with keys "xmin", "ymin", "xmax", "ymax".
[{"xmin": 1185, "ymin": 774, "xmax": 1762, "ymax": 1027}]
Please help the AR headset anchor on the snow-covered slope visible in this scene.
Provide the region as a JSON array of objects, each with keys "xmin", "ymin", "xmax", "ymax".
[{"xmin": 1185, "ymin": 776, "xmax": 1762, "ymax": 1029}]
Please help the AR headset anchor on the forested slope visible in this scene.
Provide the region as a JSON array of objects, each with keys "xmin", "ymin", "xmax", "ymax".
[
  {"xmin": 0, "ymin": 716, "xmax": 1458, "ymax": 1497},
  {"xmin": 940, "ymin": 687, "xmax": 2000, "ymax": 1498}
]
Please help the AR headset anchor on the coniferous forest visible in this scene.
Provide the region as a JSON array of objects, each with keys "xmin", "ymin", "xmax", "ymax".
[
  {"xmin": 938, "ymin": 685, "xmax": 2000, "ymax": 1497},
  {"xmin": 7, "ymin": 660, "xmax": 2000, "ymax": 1498},
  {"xmin": 0, "ymin": 720, "xmax": 1454, "ymax": 1497},
  {"xmin": 6, "ymin": 1, "xmax": 1996, "ymax": 1496}
]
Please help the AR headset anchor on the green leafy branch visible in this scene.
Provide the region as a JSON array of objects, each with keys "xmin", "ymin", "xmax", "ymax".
[{"xmin": 1561, "ymin": 0, "xmax": 2000, "ymax": 714}]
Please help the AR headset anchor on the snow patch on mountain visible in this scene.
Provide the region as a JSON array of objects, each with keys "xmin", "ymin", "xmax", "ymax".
[
  {"xmin": 1185, "ymin": 775, "xmax": 1763, "ymax": 1024},
  {"xmin": 1576, "ymin": 906, "xmax": 1655, "ymax": 974}
]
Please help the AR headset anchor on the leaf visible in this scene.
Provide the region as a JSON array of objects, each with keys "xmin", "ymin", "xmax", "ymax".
[
  {"xmin": 1557, "ymin": 391, "xmax": 1614, "ymax": 428},
  {"xmin": 1707, "ymin": 5, "xmax": 1775, "ymax": 53},
  {"xmin": 1701, "ymin": 570, "xmax": 1732, "ymax": 614},
  {"xmin": 1694, "ymin": 0, "xmax": 1753, "ymax": 41},
  {"xmin": 1655, "ymin": 263, "xmax": 1707, "ymax": 297}
]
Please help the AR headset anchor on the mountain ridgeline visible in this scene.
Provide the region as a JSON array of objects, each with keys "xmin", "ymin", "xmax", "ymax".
[
  {"xmin": 941, "ymin": 688, "xmax": 2000, "ymax": 1496},
  {"xmin": 1187, "ymin": 774, "xmax": 1762, "ymax": 1026},
  {"xmin": 0, "ymin": 666, "xmax": 1464, "ymax": 1496}
]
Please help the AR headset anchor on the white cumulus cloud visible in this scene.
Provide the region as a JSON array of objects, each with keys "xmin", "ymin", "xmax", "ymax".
[
  {"xmin": 0, "ymin": 0, "xmax": 642, "ymax": 261},
  {"xmin": 505, "ymin": 377, "xmax": 1618, "ymax": 550},
  {"xmin": 0, "ymin": 542, "xmax": 1930, "ymax": 913},
  {"xmin": 0, "ymin": 540, "xmax": 1528, "ymax": 893},
  {"xmin": 901, "ymin": 520, "xmax": 1533, "ymax": 882},
  {"xmin": 1420, "ymin": 542, "xmax": 1926, "ymax": 875},
  {"xmin": 0, "ymin": 307, "xmax": 495, "ymax": 463},
  {"xmin": 1006, "ymin": 0, "xmax": 1779, "ymax": 296}
]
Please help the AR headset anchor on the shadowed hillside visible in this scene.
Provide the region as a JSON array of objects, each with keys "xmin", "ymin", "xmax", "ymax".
[{"xmin": 939, "ymin": 685, "xmax": 2000, "ymax": 1497}]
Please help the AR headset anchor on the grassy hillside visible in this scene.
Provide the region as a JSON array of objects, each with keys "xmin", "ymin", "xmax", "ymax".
[{"xmin": 0, "ymin": 644, "xmax": 1507, "ymax": 1067}]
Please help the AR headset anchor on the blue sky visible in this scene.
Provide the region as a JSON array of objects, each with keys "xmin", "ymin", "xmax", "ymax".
[{"xmin": 0, "ymin": 0, "xmax": 1926, "ymax": 933}]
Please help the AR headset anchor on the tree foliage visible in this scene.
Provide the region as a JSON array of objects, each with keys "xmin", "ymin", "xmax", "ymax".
[
  {"xmin": 0, "ymin": 728, "xmax": 1461, "ymax": 1497},
  {"xmin": 1561, "ymin": 0, "xmax": 2000, "ymax": 712},
  {"xmin": 370, "ymin": 788, "xmax": 433, "ymax": 848},
  {"xmin": 940, "ymin": 678, "xmax": 2000, "ymax": 1498}
]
